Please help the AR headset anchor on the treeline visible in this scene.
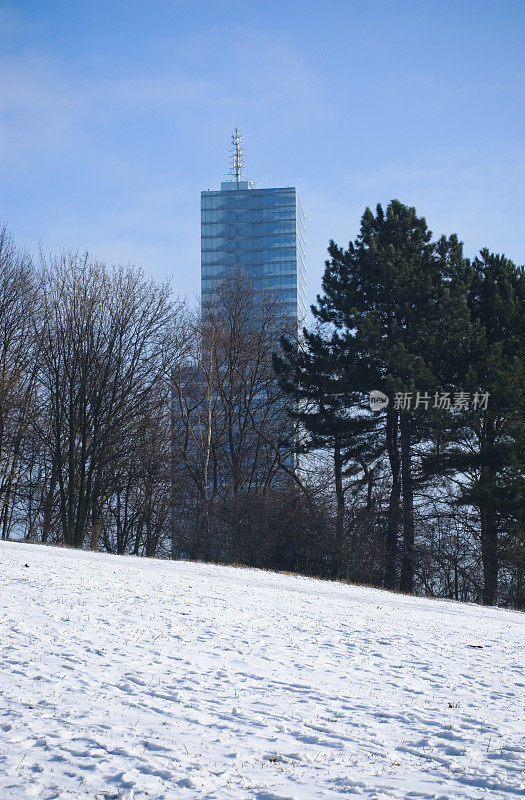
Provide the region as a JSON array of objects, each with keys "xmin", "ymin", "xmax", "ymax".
[
  {"xmin": 0, "ymin": 201, "xmax": 523, "ymax": 608},
  {"xmin": 0, "ymin": 229, "xmax": 311, "ymax": 567},
  {"xmin": 275, "ymin": 201, "xmax": 524, "ymax": 608}
]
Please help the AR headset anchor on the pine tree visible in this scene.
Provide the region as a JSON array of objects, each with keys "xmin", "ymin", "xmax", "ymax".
[
  {"xmin": 274, "ymin": 327, "xmax": 381, "ymax": 548},
  {"xmin": 424, "ymin": 250, "xmax": 524, "ymax": 605},
  {"xmin": 276, "ymin": 200, "xmax": 472, "ymax": 592}
]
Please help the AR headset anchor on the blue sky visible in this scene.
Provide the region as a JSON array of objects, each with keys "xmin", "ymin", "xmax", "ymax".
[{"xmin": 1, "ymin": 0, "xmax": 524, "ymax": 304}]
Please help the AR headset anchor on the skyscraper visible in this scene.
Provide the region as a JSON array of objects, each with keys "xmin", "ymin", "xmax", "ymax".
[{"xmin": 201, "ymin": 128, "xmax": 306, "ymax": 329}]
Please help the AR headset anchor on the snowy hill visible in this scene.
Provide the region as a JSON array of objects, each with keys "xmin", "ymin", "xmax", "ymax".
[{"xmin": 0, "ymin": 541, "xmax": 523, "ymax": 800}]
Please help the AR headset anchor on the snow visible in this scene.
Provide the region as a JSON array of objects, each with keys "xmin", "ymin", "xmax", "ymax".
[{"xmin": 0, "ymin": 541, "xmax": 523, "ymax": 800}]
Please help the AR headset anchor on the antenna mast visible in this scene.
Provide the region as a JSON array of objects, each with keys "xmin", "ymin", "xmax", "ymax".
[{"xmin": 229, "ymin": 127, "xmax": 245, "ymax": 184}]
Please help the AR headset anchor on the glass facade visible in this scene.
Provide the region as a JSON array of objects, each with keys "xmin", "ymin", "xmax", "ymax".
[{"xmin": 201, "ymin": 181, "xmax": 306, "ymax": 328}]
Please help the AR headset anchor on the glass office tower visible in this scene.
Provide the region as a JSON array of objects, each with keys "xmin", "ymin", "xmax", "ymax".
[{"xmin": 201, "ymin": 133, "xmax": 306, "ymax": 329}]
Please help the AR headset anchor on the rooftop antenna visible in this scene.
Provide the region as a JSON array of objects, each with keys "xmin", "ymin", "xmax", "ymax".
[{"xmin": 229, "ymin": 127, "xmax": 245, "ymax": 184}]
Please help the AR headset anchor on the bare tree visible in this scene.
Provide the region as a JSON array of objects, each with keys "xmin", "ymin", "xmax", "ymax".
[
  {"xmin": 0, "ymin": 227, "xmax": 38, "ymax": 539},
  {"xmin": 35, "ymin": 251, "xmax": 176, "ymax": 548},
  {"xmin": 171, "ymin": 274, "xmax": 299, "ymax": 560}
]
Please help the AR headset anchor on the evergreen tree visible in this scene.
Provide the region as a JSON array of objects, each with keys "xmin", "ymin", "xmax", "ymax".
[
  {"xmin": 424, "ymin": 250, "xmax": 524, "ymax": 605},
  {"xmin": 274, "ymin": 327, "xmax": 381, "ymax": 551},
  {"xmin": 277, "ymin": 201, "xmax": 472, "ymax": 592}
]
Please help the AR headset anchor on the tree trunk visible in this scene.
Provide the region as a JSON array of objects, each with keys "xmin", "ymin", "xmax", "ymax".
[
  {"xmin": 480, "ymin": 499, "xmax": 498, "ymax": 605},
  {"xmin": 89, "ymin": 495, "xmax": 102, "ymax": 552},
  {"xmin": 479, "ymin": 413, "xmax": 498, "ymax": 605},
  {"xmin": 42, "ymin": 460, "xmax": 58, "ymax": 544},
  {"xmin": 384, "ymin": 409, "xmax": 400, "ymax": 590},
  {"xmin": 399, "ymin": 412, "xmax": 415, "ymax": 593},
  {"xmin": 170, "ymin": 375, "xmax": 178, "ymax": 560},
  {"xmin": 334, "ymin": 436, "xmax": 345, "ymax": 541}
]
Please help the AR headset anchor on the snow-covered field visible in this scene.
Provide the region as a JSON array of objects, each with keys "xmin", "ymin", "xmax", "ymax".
[{"xmin": 0, "ymin": 541, "xmax": 523, "ymax": 800}]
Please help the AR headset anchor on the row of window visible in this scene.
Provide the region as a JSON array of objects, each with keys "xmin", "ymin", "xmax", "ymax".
[
  {"xmin": 201, "ymin": 235, "xmax": 296, "ymax": 251},
  {"xmin": 201, "ymin": 221, "xmax": 297, "ymax": 237},
  {"xmin": 257, "ymin": 275, "xmax": 297, "ymax": 287},
  {"xmin": 203, "ymin": 275, "xmax": 298, "ymax": 288},
  {"xmin": 201, "ymin": 283, "xmax": 298, "ymax": 297},
  {"xmin": 202, "ymin": 208, "xmax": 296, "ymax": 223},
  {"xmin": 202, "ymin": 263, "xmax": 300, "ymax": 278},
  {"xmin": 202, "ymin": 281, "xmax": 298, "ymax": 303},
  {"xmin": 201, "ymin": 191, "xmax": 296, "ymax": 211},
  {"xmin": 202, "ymin": 249, "xmax": 296, "ymax": 265}
]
